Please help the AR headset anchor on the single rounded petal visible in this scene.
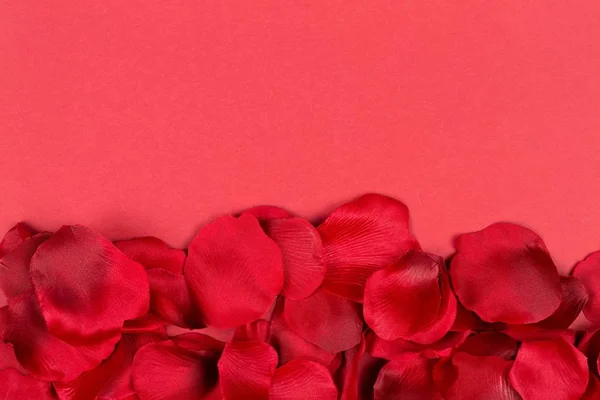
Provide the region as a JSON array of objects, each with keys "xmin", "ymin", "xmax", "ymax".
[
  {"xmin": 448, "ymin": 353, "xmax": 520, "ymax": 400},
  {"xmin": 458, "ymin": 332, "xmax": 518, "ymax": 360},
  {"xmin": 243, "ymin": 206, "xmax": 294, "ymax": 221},
  {"xmin": 184, "ymin": 214, "xmax": 283, "ymax": 328},
  {"xmin": 364, "ymin": 251, "xmax": 443, "ymax": 341},
  {"xmin": 115, "ymin": 236, "xmax": 186, "ymax": 274},
  {"xmin": 30, "ymin": 225, "xmax": 150, "ymax": 342},
  {"xmin": 317, "ymin": 194, "xmax": 419, "ymax": 302},
  {"xmin": 374, "ymin": 357, "xmax": 441, "ymax": 400},
  {"xmin": 509, "ymin": 338, "xmax": 588, "ymax": 400},
  {"xmin": 450, "ymin": 222, "xmax": 562, "ymax": 324},
  {"xmin": 147, "ymin": 268, "xmax": 199, "ymax": 327},
  {"xmin": 234, "ymin": 319, "xmax": 271, "ymax": 342},
  {"xmin": 0, "ymin": 223, "xmax": 36, "ymax": 258},
  {"xmin": 535, "ymin": 276, "xmax": 588, "ymax": 329},
  {"xmin": 270, "ymin": 360, "xmax": 337, "ymax": 400},
  {"xmin": 573, "ymin": 251, "xmax": 600, "ymax": 323},
  {"xmin": 0, "ymin": 234, "xmax": 48, "ymax": 300},
  {"xmin": 283, "ymin": 288, "xmax": 363, "ymax": 353},
  {"xmin": 218, "ymin": 341, "xmax": 278, "ymax": 400},
  {"xmin": 263, "ymin": 218, "xmax": 325, "ymax": 300},
  {"xmin": 0, "ymin": 369, "xmax": 56, "ymax": 400}
]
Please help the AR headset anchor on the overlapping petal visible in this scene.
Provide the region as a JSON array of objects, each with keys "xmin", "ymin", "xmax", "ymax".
[
  {"xmin": 270, "ymin": 360, "xmax": 337, "ymax": 400},
  {"xmin": 243, "ymin": 206, "xmax": 294, "ymax": 221},
  {"xmin": 0, "ymin": 369, "xmax": 56, "ymax": 400},
  {"xmin": 374, "ymin": 357, "xmax": 441, "ymax": 400},
  {"xmin": 0, "ymin": 234, "xmax": 47, "ymax": 300},
  {"xmin": 0, "ymin": 222, "xmax": 36, "ymax": 258},
  {"xmin": 146, "ymin": 268, "xmax": 198, "ymax": 327},
  {"xmin": 535, "ymin": 276, "xmax": 588, "ymax": 329},
  {"xmin": 337, "ymin": 336, "xmax": 385, "ymax": 400},
  {"xmin": 115, "ymin": 236, "xmax": 186, "ymax": 274},
  {"xmin": 572, "ymin": 251, "xmax": 600, "ymax": 324}
]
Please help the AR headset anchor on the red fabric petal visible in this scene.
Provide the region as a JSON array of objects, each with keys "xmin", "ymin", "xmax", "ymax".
[
  {"xmin": 184, "ymin": 214, "xmax": 283, "ymax": 328},
  {"xmin": 448, "ymin": 353, "xmax": 520, "ymax": 400},
  {"xmin": 502, "ymin": 326, "xmax": 575, "ymax": 344},
  {"xmin": 451, "ymin": 302, "xmax": 506, "ymax": 332},
  {"xmin": 270, "ymin": 360, "xmax": 338, "ymax": 400},
  {"xmin": 243, "ymin": 206, "xmax": 294, "ymax": 221},
  {"xmin": 283, "ymin": 288, "xmax": 363, "ymax": 353},
  {"xmin": 509, "ymin": 338, "xmax": 588, "ymax": 400},
  {"xmin": 534, "ymin": 276, "xmax": 588, "ymax": 329},
  {"xmin": 366, "ymin": 330, "xmax": 469, "ymax": 362},
  {"xmin": 432, "ymin": 357, "xmax": 456, "ymax": 398},
  {"xmin": 374, "ymin": 357, "xmax": 441, "ymax": 400},
  {"xmin": 573, "ymin": 251, "xmax": 600, "ymax": 324},
  {"xmin": 218, "ymin": 340, "xmax": 278, "ymax": 400},
  {"xmin": 115, "ymin": 236, "xmax": 186, "ymax": 274},
  {"xmin": 132, "ymin": 333, "xmax": 223, "ymax": 400},
  {"xmin": 147, "ymin": 268, "xmax": 199, "ymax": 327},
  {"xmin": 234, "ymin": 319, "xmax": 271, "ymax": 342},
  {"xmin": 582, "ymin": 375, "xmax": 600, "ymax": 400},
  {"xmin": 0, "ymin": 234, "xmax": 47, "ymax": 300},
  {"xmin": 263, "ymin": 218, "xmax": 325, "ymax": 300},
  {"xmin": 338, "ymin": 336, "xmax": 385, "ymax": 400},
  {"xmin": 317, "ymin": 194, "xmax": 419, "ymax": 302},
  {"xmin": 577, "ymin": 329, "xmax": 600, "ymax": 376},
  {"xmin": 30, "ymin": 225, "xmax": 150, "ymax": 342},
  {"xmin": 0, "ymin": 342, "xmax": 26, "ymax": 373},
  {"xmin": 0, "ymin": 223, "xmax": 36, "ymax": 258},
  {"xmin": 4, "ymin": 292, "xmax": 120, "ymax": 381},
  {"xmin": 0, "ymin": 369, "xmax": 56, "ymax": 400},
  {"xmin": 450, "ymin": 223, "xmax": 562, "ymax": 324},
  {"xmin": 458, "ymin": 332, "xmax": 518, "ymax": 360}
]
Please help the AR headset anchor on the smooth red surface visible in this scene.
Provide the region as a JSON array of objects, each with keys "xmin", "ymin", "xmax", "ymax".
[{"xmin": 1, "ymin": 1, "xmax": 599, "ymax": 271}]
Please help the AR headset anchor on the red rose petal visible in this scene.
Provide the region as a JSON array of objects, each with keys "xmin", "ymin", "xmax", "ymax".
[
  {"xmin": 243, "ymin": 206, "xmax": 294, "ymax": 221},
  {"xmin": 0, "ymin": 223, "xmax": 36, "ymax": 258},
  {"xmin": 573, "ymin": 251, "xmax": 600, "ymax": 324},
  {"xmin": 263, "ymin": 218, "xmax": 325, "ymax": 300},
  {"xmin": 338, "ymin": 336, "xmax": 385, "ymax": 400},
  {"xmin": 578, "ymin": 329, "xmax": 600, "ymax": 375},
  {"xmin": 0, "ymin": 342, "xmax": 26, "ymax": 373},
  {"xmin": 184, "ymin": 214, "xmax": 283, "ymax": 328},
  {"xmin": 30, "ymin": 225, "xmax": 150, "ymax": 342},
  {"xmin": 318, "ymin": 194, "xmax": 419, "ymax": 302},
  {"xmin": 448, "ymin": 353, "xmax": 520, "ymax": 400},
  {"xmin": 502, "ymin": 326, "xmax": 576, "ymax": 344},
  {"xmin": 147, "ymin": 268, "xmax": 199, "ymax": 327},
  {"xmin": 535, "ymin": 276, "xmax": 588, "ymax": 329},
  {"xmin": 234, "ymin": 319, "xmax": 271, "ymax": 342},
  {"xmin": 364, "ymin": 251, "xmax": 443, "ymax": 341},
  {"xmin": 509, "ymin": 338, "xmax": 588, "ymax": 400},
  {"xmin": 432, "ymin": 357, "xmax": 456, "ymax": 398},
  {"xmin": 0, "ymin": 369, "xmax": 55, "ymax": 400},
  {"xmin": 450, "ymin": 223, "xmax": 562, "ymax": 324},
  {"xmin": 270, "ymin": 360, "xmax": 338, "ymax": 400},
  {"xmin": 582, "ymin": 375, "xmax": 600, "ymax": 400},
  {"xmin": 218, "ymin": 341, "xmax": 278, "ymax": 400},
  {"xmin": 458, "ymin": 332, "xmax": 518, "ymax": 360},
  {"xmin": 374, "ymin": 357, "xmax": 441, "ymax": 400},
  {"xmin": 115, "ymin": 236, "xmax": 186, "ymax": 274},
  {"xmin": 0, "ymin": 234, "xmax": 47, "ymax": 300},
  {"xmin": 366, "ymin": 330, "xmax": 469, "ymax": 362},
  {"xmin": 283, "ymin": 288, "xmax": 363, "ymax": 353}
]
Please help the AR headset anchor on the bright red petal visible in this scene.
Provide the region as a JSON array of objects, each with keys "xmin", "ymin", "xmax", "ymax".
[
  {"xmin": 582, "ymin": 375, "xmax": 600, "ymax": 400},
  {"xmin": 374, "ymin": 357, "xmax": 441, "ymax": 400},
  {"xmin": 0, "ymin": 234, "xmax": 47, "ymax": 300},
  {"xmin": 0, "ymin": 369, "xmax": 55, "ymax": 400},
  {"xmin": 115, "ymin": 236, "xmax": 186, "ymax": 274},
  {"xmin": 502, "ymin": 326, "xmax": 575, "ymax": 344},
  {"xmin": 263, "ymin": 218, "xmax": 325, "ymax": 300},
  {"xmin": 509, "ymin": 338, "xmax": 588, "ymax": 400},
  {"xmin": 338, "ymin": 336, "xmax": 385, "ymax": 400},
  {"xmin": 450, "ymin": 223, "xmax": 562, "ymax": 324},
  {"xmin": 0, "ymin": 223, "xmax": 36, "ymax": 258},
  {"xmin": 184, "ymin": 214, "xmax": 283, "ymax": 328},
  {"xmin": 283, "ymin": 288, "xmax": 363, "ymax": 353},
  {"xmin": 366, "ymin": 330, "xmax": 469, "ymax": 362},
  {"xmin": 573, "ymin": 251, "xmax": 600, "ymax": 324},
  {"xmin": 30, "ymin": 225, "xmax": 150, "ymax": 342},
  {"xmin": 234, "ymin": 319, "xmax": 271, "ymax": 342},
  {"xmin": 578, "ymin": 329, "xmax": 600, "ymax": 376},
  {"xmin": 147, "ymin": 268, "xmax": 199, "ymax": 327},
  {"xmin": 317, "ymin": 194, "xmax": 419, "ymax": 302},
  {"xmin": 218, "ymin": 341, "xmax": 278, "ymax": 400},
  {"xmin": 243, "ymin": 206, "xmax": 294, "ymax": 221},
  {"xmin": 0, "ymin": 342, "xmax": 26, "ymax": 373},
  {"xmin": 364, "ymin": 251, "xmax": 443, "ymax": 341},
  {"xmin": 535, "ymin": 276, "xmax": 588, "ymax": 329},
  {"xmin": 458, "ymin": 332, "xmax": 518, "ymax": 360},
  {"xmin": 270, "ymin": 360, "xmax": 338, "ymax": 400}
]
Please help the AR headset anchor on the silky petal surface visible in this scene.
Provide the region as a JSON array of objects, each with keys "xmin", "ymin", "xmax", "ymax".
[
  {"xmin": 535, "ymin": 276, "xmax": 588, "ymax": 329},
  {"xmin": 147, "ymin": 268, "xmax": 197, "ymax": 327},
  {"xmin": 270, "ymin": 360, "xmax": 337, "ymax": 400},
  {"xmin": 374, "ymin": 357, "xmax": 441, "ymax": 400},
  {"xmin": 0, "ymin": 223, "xmax": 36, "ymax": 258},
  {"xmin": 0, "ymin": 369, "xmax": 56, "ymax": 400},
  {"xmin": 115, "ymin": 236, "xmax": 186, "ymax": 274},
  {"xmin": 0, "ymin": 234, "xmax": 47, "ymax": 300},
  {"xmin": 573, "ymin": 251, "xmax": 600, "ymax": 324}
]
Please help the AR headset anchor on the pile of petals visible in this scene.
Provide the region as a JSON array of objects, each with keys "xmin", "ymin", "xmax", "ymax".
[{"xmin": 2, "ymin": 193, "xmax": 600, "ymax": 399}]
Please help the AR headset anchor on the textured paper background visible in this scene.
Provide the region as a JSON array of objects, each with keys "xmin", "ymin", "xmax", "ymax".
[{"xmin": 1, "ymin": 1, "xmax": 599, "ymax": 272}]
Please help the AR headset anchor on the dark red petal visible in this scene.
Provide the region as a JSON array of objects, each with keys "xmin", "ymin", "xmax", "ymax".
[
  {"xmin": 123, "ymin": 314, "xmax": 170, "ymax": 333},
  {"xmin": 502, "ymin": 326, "xmax": 576, "ymax": 344},
  {"xmin": 4, "ymin": 292, "xmax": 120, "ymax": 381},
  {"xmin": 374, "ymin": 357, "xmax": 441, "ymax": 400},
  {"xmin": 243, "ymin": 206, "xmax": 294, "ymax": 221},
  {"xmin": 0, "ymin": 369, "xmax": 56, "ymax": 400},
  {"xmin": 573, "ymin": 251, "xmax": 600, "ymax": 324},
  {"xmin": 450, "ymin": 223, "xmax": 562, "ymax": 324},
  {"xmin": 451, "ymin": 302, "xmax": 506, "ymax": 332},
  {"xmin": 263, "ymin": 218, "xmax": 325, "ymax": 300},
  {"xmin": 30, "ymin": 225, "xmax": 150, "ymax": 342},
  {"xmin": 432, "ymin": 357, "xmax": 456, "ymax": 398},
  {"xmin": 535, "ymin": 276, "xmax": 588, "ymax": 329},
  {"xmin": 366, "ymin": 330, "xmax": 469, "ymax": 362},
  {"xmin": 283, "ymin": 288, "xmax": 363, "ymax": 353},
  {"xmin": 184, "ymin": 214, "xmax": 283, "ymax": 328},
  {"xmin": 458, "ymin": 332, "xmax": 518, "ymax": 360},
  {"xmin": 0, "ymin": 223, "xmax": 36, "ymax": 258},
  {"xmin": 0, "ymin": 234, "xmax": 47, "ymax": 300},
  {"xmin": 147, "ymin": 268, "xmax": 199, "ymax": 327},
  {"xmin": 448, "ymin": 353, "xmax": 520, "ymax": 400},
  {"xmin": 318, "ymin": 194, "xmax": 419, "ymax": 302},
  {"xmin": 234, "ymin": 319, "xmax": 271, "ymax": 342},
  {"xmin": 338, "ymin": 336, "xmax": 385, "ymax": 400},
  {"xmin": 270, "ymin": 360, "xmax": 338, "ymax": 400},
  {"xmin": 0, "ymin": 342, "xmax": 26, "ymax": 373},
  {"xmin": 509, "ymin": 338, "xmax": 588, "ymax": 400},
  {"xmin": 115, "ymin": 236, "xmax": 186, "ymax": 274},
  {"xmin": 364, "ymin": 251, "xmax": 442, "ymax": 341},
  {"xmin": 218, "ymin": 341, "xmax": 278, "ymax": 400},
  {"xmin": 582, "ymin": 375, "xmax": 600, "ymax": 400},
  {"xmin": 578, "ymin": 329, "xmax": 600, "ymax": 376}
]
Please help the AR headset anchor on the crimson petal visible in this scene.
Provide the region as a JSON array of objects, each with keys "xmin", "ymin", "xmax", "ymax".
[
  {"xmin": 283, "ymin": 288, "xmax": 363, "ymax": 353},
  {"xmin": 0, "ymin": 234, "xmax": 47, "ymax": 300},
  {"xmin": 458, "ymin": 332, "xmax": 518, "ymax": 360},
  {"xmin": 184, "ymin": 214, "xmax": 283, "ymax": 328},
  {"xmin": 234, "ymin": 319, "xmax": 271, "ymax": 342},
  {"xmin": 115, "ymin": 236, "xmax": 186, "ymax": 274},
  {"xmin": 374, "ymin": 357, "xmax": 441, "ymax": 400},
  {"xmin": 147, "ymin": 268, "xmax": 198, "ymax": 327},
  {"xmin": 509, "ymin": 338, "xmax": 588, "ymax": 400},
  {"xmin": 366, "ymin": 330, "xmax": 469, "ymax": 362},
  {"xmin": 579, "ymin": 329, "xmax": 600, "ymax": 375},
  {"xmin": 582, "ymin": 375, "xmax": 600, "ymax": 400},
  {"xmin": 0, "ymin": 369, "xmax": 56, "ymax": 400},
  {"xmin": 270, "ymin": 360, "xmax": 338, "ymax": 400},
  {"xmin": 218, "ymin": 340, "xmax": 278, "ymax": 400},
  {"xmin": 338, "ymin": 336, "xmax": 385, "ymax": 400},
  {"xmin": 0, "ymin": 223, "xmax": 36, "ymax": 258},
  {"xmin": 317, "ymin": 194, "xmax": 419, "ymax": 302},
  {"xmin": 535, "ymin": 276, "xmax": 588, "ymax": 329},
  {"xmin": 450, "ymin": 223, "xmax": 562, "ymax": 324},
  {"xmin": 243, "ymin": 206, "xmax": 294, "ymax": 221},
  {"xmin": 572, "ymin": 251, "xmax": 600, "ymax": 324}
]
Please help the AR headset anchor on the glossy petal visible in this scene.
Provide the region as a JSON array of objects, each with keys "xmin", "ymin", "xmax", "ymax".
[
  {"xmin": 374, "ymin": 357, "xmax": 441, "ymax": 400},
  {"xmin": 270, "ymin": 360, "xmax": 338, "ymax": 400},
  {"xmin": 30, "ymin": 225, "xmax": 150, "ymax": 342},
  {"xmin": 338, "ymin": 336, "xmax": 385, "ymax": 400},
  {"xmin": 0, "ymin": 369, "xmax": 56, "ymax": 400},
  {"xmin": 318, "ymin": 194, "xmax": 419, "ymax": 302},
  {"xmin": 0, "ymin": 234, "xmax": 47, "ymax": 300},
  {"xmin": 572, "ymin": 251, "xmax": 600, "ymax": 324},
  {"xmin": 366, "ymin": 330, "xmax": 469, "ymax": 362},
  {"xmin": 184, "ymin": 214, "xmax": 283, "ymax": 328},
  {"xmin": 450, "ymin": 223, "xmax": 562, "ymax": 324},
  {"xmin": 509, "ymin": 338, "xmax": 588, "ymax": 400},
  {"xmin": 458, "ymin": 332, "xmax": 518, "ymax": 360},
  {"xmin": 263, "ymin": 218, "xmax": 325, "ymax": 300},
  {"xmin": 535, "ymin": 276, "xmax": 588, "ymax": 329},
  {"xmin": 218, "ymin": 341, "xmax": 278, "ymax": 400},
  {"xmin": 578, "ymin": 329, "xmax": 600, "ymax": 376},
  {"xmin": 234, "ymin": 319, "xmax": 271, "ymax": 342},
  {"xmin": 147, "ymin": 268, "xmax": 199, "ymax": 327},
  {"xmin": 0, "ymin": 342, "xmax": 26, "ymax": 373},
  {"xmin": 115, "ymin": 236, "xmax": 186, "ymax": 274},
  {"xmin": 582, "ymin": 375, "xmax": 600, "ymax": 400},
  {"xmin": 243, "ymin": 206, "xmax": 294, "ymax": 221},
  {"xmin": 283, "ymin": 288, "xmax": 363, "ymax": 353},
  {"xmin": 502, "ymin": 327, "xmax": 575, "ymax": 344},
  {"xmin": 0, "ymin": 223, "xmax": 36, "ymax": 258}
]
